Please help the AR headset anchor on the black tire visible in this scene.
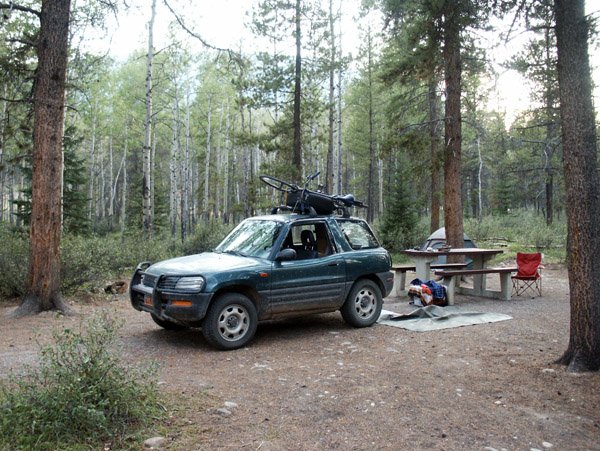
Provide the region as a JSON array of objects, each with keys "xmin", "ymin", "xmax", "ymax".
[
  {"xmin": 202, "ymin": 293, "xmax": 258, "ymax": 350},
  {"xmin": 151, "ymin": 313, "xmax": 189, "ymax": 331},
  {"xmin": 341, "ymin": 279, "xmax": 383, "ymax": 328},
  {"xmin": 259, "ymin": 175, "xmax": 297, "ymax": 193}
]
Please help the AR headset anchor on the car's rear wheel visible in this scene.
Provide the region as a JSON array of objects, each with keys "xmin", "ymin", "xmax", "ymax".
[
  {"xmin": 151, "ymin": 313, "xmax": 189, "ymax": 331},
  {"xmin": 341, "ymin": 279, "xmax": 382, "ymax": 327},
  {"xmin": 202, "ymin": 293, "xmax": 258, "ymax": 350}
]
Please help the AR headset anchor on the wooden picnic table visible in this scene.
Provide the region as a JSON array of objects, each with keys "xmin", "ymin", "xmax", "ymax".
[{"xmin": 398, "ymin": 248, "xmax": 511, "ymax": 302}]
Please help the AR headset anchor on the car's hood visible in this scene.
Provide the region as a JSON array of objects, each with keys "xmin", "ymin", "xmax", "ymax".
[{"xmin": 146, "ymin": 252, "xmax": 265, "ymax": 276}]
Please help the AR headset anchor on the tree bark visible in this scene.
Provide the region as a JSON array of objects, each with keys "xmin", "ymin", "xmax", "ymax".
[
  {"xmin": 292, "ymin": 0, "xmax": 302, "ymax": 182},
  {"xmin": 366, "ymin": 28, "xmax": 375, "ymax": 224},
  {"xmin": 544, "ymin": 26, "xmax": 555, "ymax": 227},
  {"xmin": 169, "ymin": 106, "xmax": 179, "ymax": 237},
  {"xmin": 554, "ymin": 0, "xmax": 600, "ymax": 372},
  {"xmin": 0, "ymin": 89, "xmax": 6, "ymax": 222},
  {"xmin": 121, "ymin": 122, "xmax": 128, "ymax": 244},
  {"xmin": 16, "ymin": 0, "xmax": 72, "ymax": 317},
  {"xmin": 326, "ymin": 0, "xmax": 335, "ymax": 193},
  {"xmin": 240, "ymin": 107, "xmax": 249, "ymax": 218},
  {"xmin": 336, "ymin": 13, "xmax": 343, "ymax": 195},
  {"xmin": 223, "ymin": 99, "xmax": 231, "ymax": 223},
  {"xmin": 428, "ymin": 79, "xmax": 441, "ymax": 233},
  {"xmin": 203, "ymin": 94, "xmax": 213, "ymax": 217},
  {"xmin": 215, "ymin": 100, "xmax": 224, "ymax": 218},
  {"xmin": 442, "ymin": 10, "xmax": 464, "ymax": 257},
  {"xmin": 181, "ymin": 92, "xmax": 191, "ymax": 241},
  {"xmin": 142, "ymin": 0, "xmax": 156, "ymax": 236}
]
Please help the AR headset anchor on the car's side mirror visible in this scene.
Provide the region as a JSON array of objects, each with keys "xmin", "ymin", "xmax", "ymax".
[{"xmin": 275, "ymin": 248, "xmax": 297, "ymax": 261}]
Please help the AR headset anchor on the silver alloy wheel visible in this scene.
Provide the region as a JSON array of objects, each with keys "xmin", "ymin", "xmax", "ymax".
[
  {"xmin": 354, "ymin": 288, "xmax": 376, "ymax": 319},
  {"xmin": 217, "ymin": 304, "xmax": 250, "ymax": 342}
]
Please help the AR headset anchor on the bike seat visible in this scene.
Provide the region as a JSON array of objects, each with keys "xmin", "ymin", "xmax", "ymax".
[{"xmin": 337, "ymin": 194, "xmax": 355, "ymax": 207}]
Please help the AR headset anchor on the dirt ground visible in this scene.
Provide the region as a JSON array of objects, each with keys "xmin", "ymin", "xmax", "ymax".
[{"xmin": 1, "ymin": 265, "xmax": 599, "ymax": 450}]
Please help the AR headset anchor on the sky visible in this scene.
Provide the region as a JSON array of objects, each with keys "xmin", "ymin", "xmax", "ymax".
[{"xmin": 89, "ymin": 0, "xmax": 600, "ymax": 126}]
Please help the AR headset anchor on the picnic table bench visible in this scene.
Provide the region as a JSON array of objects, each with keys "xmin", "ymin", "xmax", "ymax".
[
  {"xmin": 434, "ymin": 267, "xmax": 517, "ymax": 305},
  {"xmin": 391, "ymin": 262, "xmax": 467, "ymax": 296}
]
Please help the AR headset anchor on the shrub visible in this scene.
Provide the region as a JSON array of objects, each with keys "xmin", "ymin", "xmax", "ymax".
[
  {"xmin": 0, "ymin": 310, "xmax": 163, "ymax": 450},
  {"xmin": 60, "ymin": 232, "xmax": 180, "ymax": 293},
  {"xmin": 464, "ymin": 210, "xmax": 567, "ymax": 262},
  {"xmin": 0, "ymin": 224, "xmax": 29, "ymax": 298},
  {"xmin": 181, "ymin": 220, "xmax": 232, "ymax": 256}
]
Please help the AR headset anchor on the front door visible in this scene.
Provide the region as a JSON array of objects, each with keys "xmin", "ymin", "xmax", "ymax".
[{"xmin": 270, "ymin": 221, "xmax": 345, "ymax": 314}]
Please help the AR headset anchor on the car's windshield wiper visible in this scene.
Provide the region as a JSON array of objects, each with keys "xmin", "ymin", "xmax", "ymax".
[{"xmin": 221, "ymin": 249, "xmax": 248, "ymax": 257}]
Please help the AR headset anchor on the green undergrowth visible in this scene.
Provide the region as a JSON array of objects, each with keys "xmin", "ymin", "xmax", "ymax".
[
  {"xmin": 0, "ymin": 220, "xmax": 230, "ymax": 301},
  {"xmin": 464, "ymin": 211, "xmax": 566, "ymax": 263},
  {"xmin": 0, "ymin": 310, "xmax": 165, "ymax": 450},
  {"xmin": 391, "ymin": 210, "xmax": 566, "ymax": 264}
]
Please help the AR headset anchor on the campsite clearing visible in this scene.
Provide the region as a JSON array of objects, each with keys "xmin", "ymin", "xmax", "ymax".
[{"xmin": 1, "ymin": 264, "xmax": 598, "ymax": 450}]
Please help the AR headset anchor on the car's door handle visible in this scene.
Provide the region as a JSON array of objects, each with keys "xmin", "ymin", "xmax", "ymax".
[{"xmin": 328, "ymin": 263, "xmax": 339, "ymax": 267}]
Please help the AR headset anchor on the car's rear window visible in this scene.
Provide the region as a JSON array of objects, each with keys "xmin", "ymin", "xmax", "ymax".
[{"xmin": 336, "ymin": 219, "xmax": 379, "ymax": 249}]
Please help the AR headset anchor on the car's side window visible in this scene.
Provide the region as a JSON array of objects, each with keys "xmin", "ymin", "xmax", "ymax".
[
  {"xmin": 281, "ymin": 222, "xmax": 335, "ymax": 260},
  {"xmin": 336, "ymin": 219, "xmax": 379, "ymax": 250}
]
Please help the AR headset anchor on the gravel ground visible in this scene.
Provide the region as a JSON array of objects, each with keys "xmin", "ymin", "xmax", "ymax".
[{"xmin": 1, "ymin": 265, "xmax": 599, "ymax": 450}]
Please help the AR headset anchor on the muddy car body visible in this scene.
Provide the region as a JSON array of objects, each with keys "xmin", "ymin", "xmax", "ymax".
[{"xmin": 130, "ymin": 214, "xmax": 393, "ymax": 349}]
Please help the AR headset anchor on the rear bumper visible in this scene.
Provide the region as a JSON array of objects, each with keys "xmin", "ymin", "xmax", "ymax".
[{"xmin": 377, "ymin": 271, "xmax": 394, "ymax": 298}]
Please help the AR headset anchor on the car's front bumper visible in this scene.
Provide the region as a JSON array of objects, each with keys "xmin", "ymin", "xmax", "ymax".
[{"xmin": 130, "ymin": 265, "xmax": 213, "ymax": 324}]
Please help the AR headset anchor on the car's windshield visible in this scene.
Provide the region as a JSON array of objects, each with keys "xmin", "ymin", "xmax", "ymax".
[{"xmin": 215, "ymin": 219, "xmax": 284, "ymax": 259}]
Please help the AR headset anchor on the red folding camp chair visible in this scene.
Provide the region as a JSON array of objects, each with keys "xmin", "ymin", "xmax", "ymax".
[{"xmin": 511, "ymin": 252, "xmax": 543, "ymax": 297}]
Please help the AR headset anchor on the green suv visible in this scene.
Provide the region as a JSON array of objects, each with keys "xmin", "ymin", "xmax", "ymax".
[{"xmin": 130, "ymin": 214, "xmax": 393, "ymax": 350}]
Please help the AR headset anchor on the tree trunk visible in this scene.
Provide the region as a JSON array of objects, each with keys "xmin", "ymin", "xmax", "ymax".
[
  {"xmin": 108, "ymin": 134, "xmax": 114, "ymax": 231},
  {"xmin": 216, "ymin": 100, "xmax": 224, "ymax": 218},
  {"xmin": 223, "ymin": 99, "xmax": 230, "ymax": 223},
  {"xmin": 428, "ymin": 79, "xmax": 441, "ymax": 233},
  {"xmin": 336, "ymin": 4, "xmax": 343, "ymax": 195},
  {"xmin": 169, "ymin": 107, "xmax": 179, "ymax": 237},
  {"xmin": 100, "ymin": 143, "xmax": 106, "ymax": 220},
  {"xmin": 292, "ymin": 0, "xmax": 302, "ymax": 182},
  {"xmin": 203, "ymin": 94, "xmax": 213, "ymax": 217},
  {"xmin": 121, "ymin": 122, "xmax": 128, "ymax": 244},
  {"xmin": 366, "ymin": 28, "xmax": 375, "ymax": 224},
  {"xmin": 477, "ymin": 135, "xmax": 483, "ymax": 219},
  {"xmin": 554, "ymin": 0, "xmax": 600, "ymax": 372},
  {"xmin": 0, "ymin": 90, "xmax": 6, "ymax": 222},
  {"xmin": 240, "ymin": 107, "xmax": 249, "ymax": 218},
  {"xmin": 16, "ymin": 0, "xmax": 72, "ymax": 317},
  {"xmin": 112, "ymin": 137, "xmax": 125, "ymax": 233},
  {"xmin": 142, "ymin": 0, "xmax": 156, "ymax": 236},
  {"xmin": 544, "ymin": 26, "xmax": 555, "ymax": 227},
  {"xmin": 442, "ymin": 11, "xmax": 464, "ymax": 257},
  {"xmin": 181, "ymin": 93, "xmax": 191, "ymax": 242},
  {"xmin": 325, "ymin": 0, "xmax": 335, "ymax": 193},
  {"xmin": 88, "ymin": 108, "xmax": 96, "ymax": 228}
]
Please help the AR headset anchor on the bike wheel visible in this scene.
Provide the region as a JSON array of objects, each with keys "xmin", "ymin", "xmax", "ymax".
[{"xmin": 259, "ymin": 175, "xmax": 297, "ymax": 193}]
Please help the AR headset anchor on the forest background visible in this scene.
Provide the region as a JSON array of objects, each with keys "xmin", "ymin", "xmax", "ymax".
[{"xmin": 0, "ymin": 0, "xmax": 598, "ymax": 300}]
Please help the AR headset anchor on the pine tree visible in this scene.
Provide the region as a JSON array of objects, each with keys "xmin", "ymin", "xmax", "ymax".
[
  {"xmin": 12, "ymin": 126, "xmax": 90, "ymax": 234},
  {"xmin": 379, "ymin": 162, "xmax": 419, "ymax": 252}
]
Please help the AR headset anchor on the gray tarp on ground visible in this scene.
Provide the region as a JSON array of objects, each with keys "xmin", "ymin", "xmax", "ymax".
[{"xmin": 377, "ymin": 305, "xmax": 512, "ymax": 332}]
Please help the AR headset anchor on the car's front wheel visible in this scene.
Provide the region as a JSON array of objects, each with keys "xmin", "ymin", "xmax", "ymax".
[
  {"xmin": 341, "ymin": 279, "xmax": 383, "ymax": 327},
  {"xmin": 151, "ymin": 313, "xmax": 189, "ymax": 331},
  {"xmin": 202, "ymin": 293, "xmax": 258, "ymax": 350}
]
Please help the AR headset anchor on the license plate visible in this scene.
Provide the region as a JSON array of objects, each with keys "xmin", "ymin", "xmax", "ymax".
[{"xmin": 144, "ymin": 296, "xmax": 152, "ymax": 306}]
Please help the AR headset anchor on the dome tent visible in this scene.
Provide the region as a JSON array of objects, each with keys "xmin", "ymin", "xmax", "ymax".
[{"xmin": 420, "ymin": 227, "xmax": 477, "ymax": 268}]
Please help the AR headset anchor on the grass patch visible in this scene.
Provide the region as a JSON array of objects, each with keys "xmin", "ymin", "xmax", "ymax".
[{"xmin": 0, "ymin": 310, "xmax": 165, "ymax": 450}]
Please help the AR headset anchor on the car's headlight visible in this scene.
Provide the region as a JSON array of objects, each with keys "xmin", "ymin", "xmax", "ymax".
[{"xmin": 174, "ymin": 277, "xmax": 205, "ymax": 291}]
